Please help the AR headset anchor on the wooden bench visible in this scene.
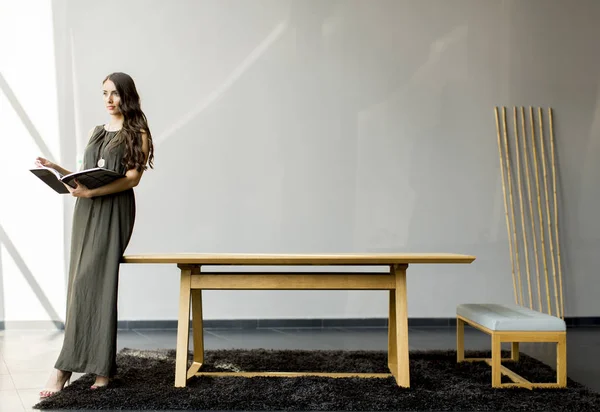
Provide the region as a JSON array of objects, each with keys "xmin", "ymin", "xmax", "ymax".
[
  {"xmin": 456, "ymin": 303, "xmax": 566, "ymax": 389},
  {"xmin": 121, "ymin": 253, "xmax": 475, "ymax": 388}
]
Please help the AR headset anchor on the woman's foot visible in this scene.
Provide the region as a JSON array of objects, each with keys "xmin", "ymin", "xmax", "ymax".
[
  {"xmin": 39, "ymin": 369, "xmax": 72, "ymax": 399},
  {"xmin": 90, "ymin": 375, "xmax": 109, "ymax": 389}
]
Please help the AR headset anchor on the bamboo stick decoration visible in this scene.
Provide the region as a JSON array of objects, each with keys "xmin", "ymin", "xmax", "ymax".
[
  {"xmin": 514, "ymin": 107, "xmax": 533, "ymax": 309},
  {"xmin": 538, "ymin": 108, "xmax": 560, "ymax": 318},
  {"xmin": 521, "ymin": 106, "xmax": 543, "ymax": 311},
  {"xmin": 495, "ymin": 106, "xmax": 564, "ymax": 316},
  {"xmin": 495, "ymin": 107, "xmax": 519, "ymax": 304},
  {"xmin": 502, "ymin": 107, "xmax": 524, "ymax": 306},
  {"xmin": 530, "ymin": 106, "xmax": 551, "ymax": 315},
  {"xmin": 549, "ymin": 108, "xmax": 565, "ymax": 319}
]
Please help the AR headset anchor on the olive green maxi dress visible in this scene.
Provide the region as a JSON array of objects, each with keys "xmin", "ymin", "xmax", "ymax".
[{"xmin": 55, "ymin": 125, "xmax": 136, "ymax": 377}]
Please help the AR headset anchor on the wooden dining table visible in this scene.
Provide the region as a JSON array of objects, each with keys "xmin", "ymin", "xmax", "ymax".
[{"xmin": 121, "ymin": 253, "xmax": 475, "ymax": 388}]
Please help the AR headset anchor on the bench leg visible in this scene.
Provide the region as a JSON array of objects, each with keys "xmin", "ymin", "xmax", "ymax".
[
  {"xmin": 457, "ymin": 317, "xmax": 465, "ymax": 362},
  {"xmin": 557, "ymin": 334, "xmax": 567, "ymax": 387},
  {"xmin": 511, "ymin": 342, "xmax": 519, "ymax": 361},
  {"xmin": 175, "ymin": 267, "xmax": 192, "ymax": 387},
  {"xmin": 491, "ymin": 334, "xmax": 502, "ymax": 388}
]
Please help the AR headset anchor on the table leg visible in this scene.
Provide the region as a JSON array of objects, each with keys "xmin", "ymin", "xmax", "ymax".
[
  {"xmin": 175, "ymin": 267, "xmax": 192, "ymax": 387},
  {"xmin": 392, "ymin": 264, "xmax": 410, "ymax": 387},
  {"xmin": 187, "ymin": 286, "xmax": 204, "ymax": 378},
  {"xmin": 388, "ymin": 289, "xmax": 398, "ymax": 378}
]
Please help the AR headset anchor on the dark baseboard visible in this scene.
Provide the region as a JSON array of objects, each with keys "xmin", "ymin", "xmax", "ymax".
[
  {"xmin": 120, "ymin": 317, "xmax": 390, "ymax": 330},
  {"xmin": 119, "ymin": 317, "xmax": 600, "ymax": 330},
  {"xmin": 0, "ymin": 320, "xmax": 64, "ymax": 330},
  {"xmin": 2, "ymin": 317, "xmax": 600, "ymax": 330},
  {"xmin": 564, "ymin": 317, "xmax": 600, "ymax": 327}
]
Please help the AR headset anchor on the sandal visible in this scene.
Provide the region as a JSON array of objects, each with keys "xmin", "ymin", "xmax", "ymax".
[{"xmin": 39, "ymin": 370, "xmax": 72, "ymax": 399}]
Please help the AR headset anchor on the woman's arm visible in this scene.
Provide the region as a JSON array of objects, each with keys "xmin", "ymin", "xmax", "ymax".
[
  {"xmin": 54, "ymin": 164, "xmax": 73, "ymax": 177},
  {"xmin": 36, "ymin": 127, "xmax": 97, "ymax": 176},
  {"xmin": 35, "ymin": 158, "xmax": 73, "ymax": 176},
  {"xmin": 69, "ymin": 130, "xmax": 150, "ymax": 199}
]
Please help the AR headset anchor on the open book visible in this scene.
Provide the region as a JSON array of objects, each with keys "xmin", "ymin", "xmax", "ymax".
[{"xmin": 30, "ymin": 166, "xmax": 126, "ymax": 194}]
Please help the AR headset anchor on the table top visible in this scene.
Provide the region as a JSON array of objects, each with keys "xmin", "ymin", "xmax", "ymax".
[{"xmin": 121, "ymin": 253, "xmax": 476, "ymax": 265}]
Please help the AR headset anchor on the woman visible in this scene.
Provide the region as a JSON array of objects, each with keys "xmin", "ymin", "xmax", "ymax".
[{"xmin": 37, "ymin": 72, "xmax": 154, "ymax": 397}]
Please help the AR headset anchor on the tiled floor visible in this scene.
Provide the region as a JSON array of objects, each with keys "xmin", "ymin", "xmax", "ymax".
[{"xmin": 1, "ymin": 325, "xmax": 598, "ymax": 411}]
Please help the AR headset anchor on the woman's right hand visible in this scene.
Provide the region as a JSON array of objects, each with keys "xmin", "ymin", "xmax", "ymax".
[{"xmin": 35, "ymin": 157, "xmax": 55, "ymax": 169}]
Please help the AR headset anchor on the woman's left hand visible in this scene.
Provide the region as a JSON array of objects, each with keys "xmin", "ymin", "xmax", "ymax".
[{"xmin": 67, "ymin": 179, "xmax": 92, "ymax": 198}]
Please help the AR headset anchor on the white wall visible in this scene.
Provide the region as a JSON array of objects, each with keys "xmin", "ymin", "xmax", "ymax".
[
  {"xmin": 2, "ymin": 0, "xmax": 600, "ymax": 323},
  {"xmin": 0, "ymin": 0, "xmax": 67, "ymax": 325}
]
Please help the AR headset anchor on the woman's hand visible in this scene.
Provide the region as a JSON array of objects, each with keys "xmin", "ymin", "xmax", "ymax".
[
  {"xmin": 35, "ymin": 156, "xmax": 55, "ymax": 169},
  {"xmin": 67, "ymin": 179, "xmax": 92, "ymax": 198},
  {"xmin": 35, "ymin": 157, "xmax": 72, "ymax": 177}
]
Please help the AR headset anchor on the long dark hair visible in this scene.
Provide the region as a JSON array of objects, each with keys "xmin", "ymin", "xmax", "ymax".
[{"xmin": 103, "ymin": 72, "xmax": 154, "ymax": 171}]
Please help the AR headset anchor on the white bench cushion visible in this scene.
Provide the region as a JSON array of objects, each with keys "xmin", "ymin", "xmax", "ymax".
[{"xmin": 457, "ymin": 303, "xmax": 566, "ymax": 331}]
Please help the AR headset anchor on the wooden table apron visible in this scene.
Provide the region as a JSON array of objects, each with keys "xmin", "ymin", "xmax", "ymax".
[{"xmin": 120, "ymin": 253, "xmax": 475, "ymax": 388}]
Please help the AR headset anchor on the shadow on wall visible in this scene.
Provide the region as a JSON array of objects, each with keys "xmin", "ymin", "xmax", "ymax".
[
  {"xmin": 0, "ymin": 72, "xmax": 56, "ymax": 162},
  {"xmin": 0, "ymin": 67, "xmax": 66, "ymax": 329},
  {"xmin": 0, "ymin": 217, "xmax": 62, "ymax": 330}
]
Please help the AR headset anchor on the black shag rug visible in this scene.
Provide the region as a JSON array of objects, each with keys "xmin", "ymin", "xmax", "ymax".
[{"xmin": 34, "ymin": 348, "xmax": 600, "ymax": 411}]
